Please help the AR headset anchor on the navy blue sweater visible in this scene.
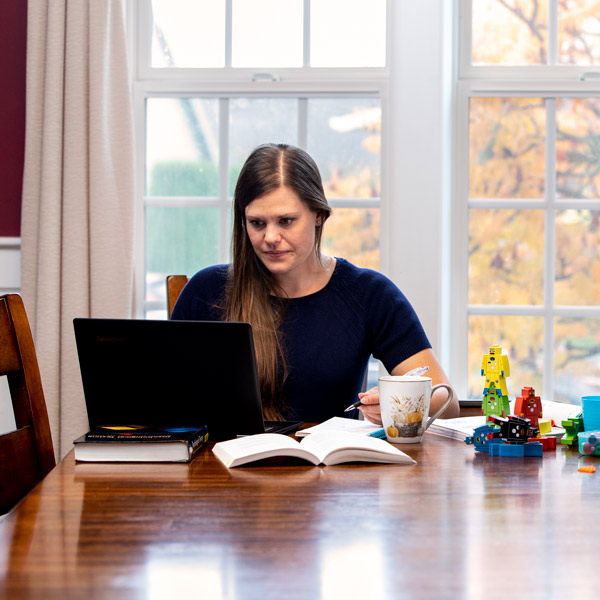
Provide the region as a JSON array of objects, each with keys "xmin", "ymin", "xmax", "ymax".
[{"xmin": 171, "ymin": 258, "xmax": 431, "ymax": 422}]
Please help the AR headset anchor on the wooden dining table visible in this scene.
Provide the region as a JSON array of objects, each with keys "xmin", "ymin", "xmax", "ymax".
[{"xmin": 1, "ymin": 430, "xmax": 599, "ymax": 599}]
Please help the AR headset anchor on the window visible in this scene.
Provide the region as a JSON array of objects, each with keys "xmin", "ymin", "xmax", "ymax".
[
  {"xmin": 456, "ymin": 0, "xmax": 600, "ymax": 403},
  {"xmin": 133, "ymin": 0, "xmax": 387, "ymax": 320}
]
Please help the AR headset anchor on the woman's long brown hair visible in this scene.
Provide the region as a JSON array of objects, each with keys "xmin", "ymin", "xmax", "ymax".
[{"xmin": 225, "ymin": 144, "xmax": 332, "ymax": 419}]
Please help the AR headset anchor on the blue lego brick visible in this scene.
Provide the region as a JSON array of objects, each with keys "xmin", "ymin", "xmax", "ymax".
[
  {"xmin": 489, "ymin": 443, "xmax": 523, "ymax": 457},
  {"xmin": 523, "ymin": 442, "xmax": 543, "ymax": 457},
  {"xmin": 488, "ymin": 441, "xmax": 543, "ymax": 457}
]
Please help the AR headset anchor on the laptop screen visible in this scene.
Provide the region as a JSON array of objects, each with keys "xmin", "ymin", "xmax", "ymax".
[{"xmin": 73, "ymin": 318, "xmax": 267, "ymax": 440}]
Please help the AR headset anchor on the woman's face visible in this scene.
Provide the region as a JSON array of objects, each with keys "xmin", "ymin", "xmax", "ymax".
[{"xmin": 244, "ymin": 186, "xmax": 321, "ymax": 281}]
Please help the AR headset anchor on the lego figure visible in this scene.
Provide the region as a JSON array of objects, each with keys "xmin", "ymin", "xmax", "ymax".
[
  {"xmin": 482, "ymin": 381, "xmax": 510, "ymax": 421},
  {"xmin": 514, "ymin": 386, "xmax": 542, "ymax": 427},
  {"xmin": 486, "ymin": 415, "xmax": 542, "ymax": 457},
  {"xmin": 481, "ymin": 345, "xmax": 510, "ymax": 397},
  {"xmin": 487, "ymin": 414, "xmax": 539, "ymax": 443},
  {"xmin": 465, "ymin": 417, "xmax": 543, "ymax": 456},
  {"xmin": 561, "ymin": 414, "xmax": 584, "ymax": 446},
  {"xmin": 465, "ymin": 423, "xmax": 501, "ymax": 452}
]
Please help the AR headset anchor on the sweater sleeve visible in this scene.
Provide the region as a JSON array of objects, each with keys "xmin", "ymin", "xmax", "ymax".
[{"xmin": 365, "ymin": 271, "xmax": 431, "ymax": 373}]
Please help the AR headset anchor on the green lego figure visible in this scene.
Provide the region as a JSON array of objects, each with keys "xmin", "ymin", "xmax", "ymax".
[
  {"xmin": 482, "ymin": 381, "xmax": 510, "ymax": 422},
  {"xmin": 561, "ymin": 414, "xmax": 584, "ymax": 446}
]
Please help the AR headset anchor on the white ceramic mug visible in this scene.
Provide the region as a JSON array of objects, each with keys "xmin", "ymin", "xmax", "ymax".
[{"xmin": 379, "ymin": 376, "xmax": 454, "ymax": 444}]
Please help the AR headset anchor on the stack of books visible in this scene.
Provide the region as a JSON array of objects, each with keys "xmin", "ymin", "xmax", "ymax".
[{"xmin": 427, "ymin": 400, "xmax": 580, "ymax": 441}]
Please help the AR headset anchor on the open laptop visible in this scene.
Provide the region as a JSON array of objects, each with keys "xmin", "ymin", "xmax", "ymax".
[{"xmin": 73, "ymin": 318, "xmax": 302, "ymax": 440}]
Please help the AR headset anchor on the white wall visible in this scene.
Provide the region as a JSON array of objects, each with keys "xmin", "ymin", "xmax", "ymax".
[
  {"xmin": 0, "ymin": 376, "xmax": 15, "ymax": 434},
  {"xmin": 0, "ymin": 237, "xmax": 20, "ymax": 433},
  {"xmin": 0, "ymin": 237, "xmax": 20, "ymax": 296},
  {"xmin": 384, "ymin": 1, "xmax": 453, "ymax": 368}
]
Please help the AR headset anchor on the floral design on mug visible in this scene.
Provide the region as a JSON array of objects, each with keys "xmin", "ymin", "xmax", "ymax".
[{"xmin": 388, "ymin": 393, "xmax": 425, "ymax": 437}]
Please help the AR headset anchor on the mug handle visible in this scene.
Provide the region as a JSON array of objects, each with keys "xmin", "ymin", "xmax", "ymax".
[{"xmin": 424, "ymin": 384, "xmax": 454, "ymax": 431}]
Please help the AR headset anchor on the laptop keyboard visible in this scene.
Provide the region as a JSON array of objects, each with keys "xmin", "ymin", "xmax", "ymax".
[{"xmin": 264, "ymin": 420, "xmax": 302, "ymax": 434}]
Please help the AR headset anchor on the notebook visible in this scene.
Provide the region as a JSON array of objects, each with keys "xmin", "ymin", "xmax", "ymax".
[{"xmin": 73, "ymin": 318, "xmax": 302, "ymax": 441}]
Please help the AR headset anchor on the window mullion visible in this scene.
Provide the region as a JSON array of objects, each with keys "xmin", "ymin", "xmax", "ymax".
[
  {"xmin": 225, "ymin": 0, "xmax": 233, "ymax": 68},
  {"xmin": 548, "ymin": 0, "xmax": 558, "ymax": 65},
  {"xmin": 136, "ymin": 0, "xmax": 152, "ymax": 79},
  {"xmin": 458, "ymin": 0, "xmax": 473, "ymax": 77},
  {"xmin": 298, "ymin": 98, "xmax": 308, "ymax": 149},
  {"xmin": 219, "ymin": 98, "xmax": 230, "ymax": 264},
  {"xmin": 135, "ymin": 90, "xmax": 148, "ymax": 317},
  {"xmin": 303, "ymin": 0, "xmax": 310, "ymax": 68},
  {"xmin": 451, "ymin": 85, "xmax": 471, "ymax": 399},
  {"xmin": 544, "ymin": 98, "xmax": 556, "ymax": 400}
]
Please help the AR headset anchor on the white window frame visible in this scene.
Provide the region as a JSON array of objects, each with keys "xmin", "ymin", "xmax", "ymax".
[
  {"xmin": 128, "ymin": 0, "xmax": 453, "ymax": 379},
  {"xmin": 452, "ymin": 0, "xmax": 600, "ymax": 400},
  {"xmin": 132, "ymin": 0, "xmax": 389, "ymax": 312},
  {"xmin": 137, "ymin": 91, "xmax": 382, "ymax": 316}
]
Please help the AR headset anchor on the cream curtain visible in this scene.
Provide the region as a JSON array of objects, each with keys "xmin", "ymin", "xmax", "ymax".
[{"xmin": 21, "ymin": 0, "xmax": 135, "ymax": 459}]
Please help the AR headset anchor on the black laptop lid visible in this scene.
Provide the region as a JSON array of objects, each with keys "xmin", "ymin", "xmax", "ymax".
[{"xmin": 73, "ymin": 318, "xmax": 266, "ymax": 440}]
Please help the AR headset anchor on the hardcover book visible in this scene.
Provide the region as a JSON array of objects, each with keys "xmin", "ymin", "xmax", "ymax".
[{"xmin": 73, "ymin": 425, "xmax": 209, "ymax": 463}]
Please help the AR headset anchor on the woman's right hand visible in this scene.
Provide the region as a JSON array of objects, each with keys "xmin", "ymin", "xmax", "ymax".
[{"xmin": 356, "ymin": 386, "xmax": 382, "ymax": 425}]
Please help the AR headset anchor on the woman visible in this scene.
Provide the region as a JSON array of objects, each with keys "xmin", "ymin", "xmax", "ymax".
[{"xmin": 171, "ymin": 143, "xmax": 459, "ymax": 424}]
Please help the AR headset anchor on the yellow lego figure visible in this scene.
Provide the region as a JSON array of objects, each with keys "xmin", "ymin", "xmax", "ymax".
[{"xmin": 481, "ymin": 345, "xmax": 510, "ymax": 397}]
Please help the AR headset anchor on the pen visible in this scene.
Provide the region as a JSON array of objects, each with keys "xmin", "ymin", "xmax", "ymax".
[{"xmin": 343, "ymin": 366, "xmax": 430, "ymax": 412}]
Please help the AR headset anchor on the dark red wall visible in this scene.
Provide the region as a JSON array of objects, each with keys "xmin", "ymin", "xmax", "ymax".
[{"xmin": 0, "ymin": 0, "xmax": 27, "ymax": 237}]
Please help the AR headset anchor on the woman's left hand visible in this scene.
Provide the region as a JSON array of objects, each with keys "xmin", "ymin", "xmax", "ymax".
[{"xmin": 356, "ymin": 386, "xmax": 382, "ymax": 425}]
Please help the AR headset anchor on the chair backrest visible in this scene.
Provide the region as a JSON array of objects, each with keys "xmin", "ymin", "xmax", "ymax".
[
  {"xmin": 166, "ymin": 275, "xmax": 189, "ymax": 317},
  {"xmin": 0, "ymin": 294, "xmax": 55, "ymax": 514}
]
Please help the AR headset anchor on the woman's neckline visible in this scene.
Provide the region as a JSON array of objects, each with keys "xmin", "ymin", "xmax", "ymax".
[{"xmin": 276, "ymin": 257, "xmax": 341, "ymax": 300}]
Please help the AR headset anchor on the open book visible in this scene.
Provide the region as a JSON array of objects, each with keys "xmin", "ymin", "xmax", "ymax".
[{"xmin": 212, "ymin": 430, "xmax": 416, "ymax": 468}]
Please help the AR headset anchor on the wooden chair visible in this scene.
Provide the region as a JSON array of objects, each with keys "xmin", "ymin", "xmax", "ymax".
[
  {"xmin": 166, "ymin": 275, "xmax": 189, "ymax": 317},
  {"xmin": 0, "ymin": 294, "xmax": 55, "ymax": 514}
]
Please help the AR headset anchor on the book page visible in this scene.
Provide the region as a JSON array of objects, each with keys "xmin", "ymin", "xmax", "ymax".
[
  {"xmin": 427, "ymin": 416, "xmax": 486, "ymax": 440},
  {"xmin": 431, "ymin": 415, "xmax": 484, "ymax": 431},
  {"xmin": 299, "ymin": 431, "xmax": 415, "ymax": 465},
  {"xmin": 526, "ymin": 399, "xmax": 581, "ymax": 424},
  {"xmin": 212, "ymin": 433, "xmax": 320, "ymax": 467},
  {"xmin": 296, "ymin": 416, "xmax": 382, "ymax": 438}
]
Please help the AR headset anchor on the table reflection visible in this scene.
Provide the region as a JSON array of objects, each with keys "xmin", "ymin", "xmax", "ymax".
[{"xmin": 146, "ymin": 556, "xmax": 224, "ymax": 600}]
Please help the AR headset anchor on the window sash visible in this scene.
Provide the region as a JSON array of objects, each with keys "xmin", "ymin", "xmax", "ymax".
[
  {"xmin": 459, "ymin": 0, "xmax": 600, "ymax": 79},
  {"xmin": 136, "ymin": 0, "xmax": 390, "ymax": 81},
  {"xmin": 453, "ymin": 0, "xmax": 600, "ymax": 400},
  {"xmin": 133, "ymin": 0, "xmax": 390, "ymax": 318},
  {"xmin": 136, "ymin": 91, "xmax": 384, "ymax": 316},
  {"xmin": 454, "ymin": 90, "xmax": 600, "ymax": 400}
]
